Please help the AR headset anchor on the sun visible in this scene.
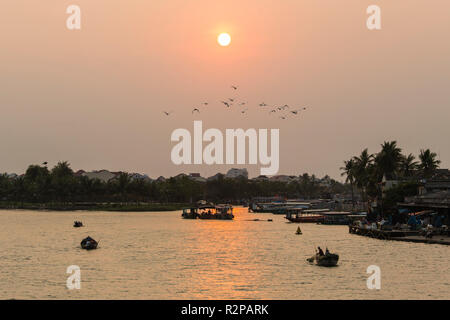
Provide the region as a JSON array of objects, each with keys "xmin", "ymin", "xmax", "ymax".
[{"xmin": 217, "ymin": 33, "xmax": 231, "ymax": 46}]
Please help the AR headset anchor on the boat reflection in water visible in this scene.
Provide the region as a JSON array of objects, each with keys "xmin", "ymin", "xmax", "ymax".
[{"xmin": 182, "ymin": 204, "xmax": 234, "ymax": 220}]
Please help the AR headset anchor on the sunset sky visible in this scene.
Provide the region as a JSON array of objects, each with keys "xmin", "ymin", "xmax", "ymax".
[{"xmin": 1, "ymin": 1, "xmax": 449, "ymax": 179}]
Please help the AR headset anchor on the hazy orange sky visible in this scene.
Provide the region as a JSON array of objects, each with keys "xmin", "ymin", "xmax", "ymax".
[{"xmin": 1, "ymin": 1, "xmax": 449, "ymax": 179}]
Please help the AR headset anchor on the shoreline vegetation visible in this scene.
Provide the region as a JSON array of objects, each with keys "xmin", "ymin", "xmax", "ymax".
[
  {"xmin": 0, "ymin": 141, "xmax": 445, "ymax": 217},
  {"xmin": 0, "ymin": 201, "xmax": 189, "ymax": 212},
  {"xmin": 340, "ymin": 142, "xmax": 442, "ymax": 217},
  {"xmin": 0, "ymin": 161, "xmax": 349, "ymax": 211}
]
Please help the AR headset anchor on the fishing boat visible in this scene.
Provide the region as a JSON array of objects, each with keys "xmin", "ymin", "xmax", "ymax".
[
  {"xmin": 73, "ymin": 221, "xmax": 83, "ymax": 228},
  {"xmin": 181, "ymin": 207, "xmax": 200, "ymax": 219},
  {"xmin": 295, "ymin": 226, "xmax": 302, "ymax": 235},
  {"xmin": 80, "ymin": 236, "xmax": 98, "ymax": 250},
  {"xmin": 285, "ymin": 208, "xmax": 325, "ymax": 223},
  {"xmin": 307, "ymin": 251, "xmax": 339, "ymax": 267},
  {"xmin": 182, "ymin": 204, "xmax": 234, "ymax": 220},
  {"xmin": 199, "ymin": 205, "xmax": 234, "ymax": 220}
]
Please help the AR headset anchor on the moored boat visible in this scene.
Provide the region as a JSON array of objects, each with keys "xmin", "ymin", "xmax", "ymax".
[
  {"xmin": 199, "ymin": 204, "xmax": 234, "ymax": 220},
  {"xmin": 81, "ymin": 236, "xmax": 98, "ymax": 250},
  {"xmin": 182, "ymin": 204, "xmax": 234, "ymax": 220},
  {"xmin": 285, "ymin": 209, "xmax": 325, "ymax": 223},
  {"xmin": 181, "ymin": 207, "xmax": 200, "ymax": 219}
]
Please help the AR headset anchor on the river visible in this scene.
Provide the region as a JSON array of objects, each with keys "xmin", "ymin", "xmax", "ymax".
[{"xmin": 0, "ymin": 208, "xmax": 448, "ymax": 299}]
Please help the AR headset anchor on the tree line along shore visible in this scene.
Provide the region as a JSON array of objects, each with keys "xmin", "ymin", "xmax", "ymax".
[
  {"xmin": 0, "ymin": 141, "xmax": 444, "ymax": 215},
  {"xmin": 0, "ymin": 162, "xmax": 348, "ymax": 211}
]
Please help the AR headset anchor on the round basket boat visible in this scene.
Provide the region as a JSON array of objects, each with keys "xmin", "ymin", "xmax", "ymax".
[{"xmin": 307, "ymin": 253, "xmax": 339, "ymax": 267}]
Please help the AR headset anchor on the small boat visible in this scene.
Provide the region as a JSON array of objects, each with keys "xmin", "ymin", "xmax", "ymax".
[
  {"xmin": 182, "ymin": 204, "xmax": 234, "ymax": 220},
  {"xmin": 307, "ymin": 252, "xmax": 339, "ymax": 267},
  {"xmin": 73, "ymin": 221, "xmax": 83, "ymax": 228},
  {"xmin": 295, "ymin": 226, "xmax": 302, "ymax": 235},
  {"xmin": 181, "ymin": 208, "xmax": 199, "ymax": 219},
  {"xmin": 80, "ymin": 236, "xmax": 98, "ymax": 250},
  {"xmin": 199, "ymin": 205, "xmax": 234, "ymax": 220},
  {"xmin": 285, "ymin": 209, "xmax": 325, "ymax": 223}
]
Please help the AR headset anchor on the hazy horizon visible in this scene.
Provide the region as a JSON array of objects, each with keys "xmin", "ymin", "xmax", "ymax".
[{"xmin": 1, "ymin": 1, "xmax": 449, "ymax": 180}]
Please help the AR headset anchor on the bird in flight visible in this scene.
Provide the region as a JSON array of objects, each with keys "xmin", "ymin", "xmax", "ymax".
[
  {"xmin": 163, "ymin": 111, "xmax": 172, "ymax": 116},
  {"xmin": 42, "ymin": 162, "xmax": 48, "ymax": 166},
  {"xmin": 203, "ymin": 102, "xmax": 209, "ymax": 106},
  {"xmin": 228, "ymin": 98, "xmax": 235, "ymax": 102},
  {"xmin": 279, "ymin": 116, "xmax": 287, "ymax": 120},
  {"xmin": 231, "ymin": 85, "xmax": 238, "ymax": 90},
  {"xmin": 221, "ymin": 101, "xmax": 231, "ymax": 108},
  {"xmin": 192, "ymin": 108, "xmax": 200, "ymax": 114},
  {"xmin": 241, "ymin": 108, "xmax": 248, "ymax": 114},
  {"xmin": 291, "ymin": 107, "xmax": 307, "ymax": 115},
  {"xmin": 269, "ymin": 109, "xmax": 277, "ymax": 114},
  {"xmin": 259, "ymin": 102, "xmax": 268, "ymax": 107}
]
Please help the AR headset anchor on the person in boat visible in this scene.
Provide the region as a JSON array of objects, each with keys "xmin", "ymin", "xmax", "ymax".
[
  {"xmin": 317, "ymin": 247, "xmax": 324, "ymax": 256},
  {"xmin": 325, "ymin": 247, "xmax": 330, "ymax": 255}
]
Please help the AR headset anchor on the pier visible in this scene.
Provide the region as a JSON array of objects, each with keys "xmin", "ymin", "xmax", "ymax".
[{"xmin": 348, "ymin": 225, "xmax": 450, "ymax": 245}]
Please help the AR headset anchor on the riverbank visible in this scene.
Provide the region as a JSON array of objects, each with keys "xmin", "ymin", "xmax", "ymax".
[
  {"xmin": 0, "ymin": 202, "xmax": 189, "ymax": 212},
  {"xmin": 349, "ymin": 225, "xmax": 450, "ymax": 245}
]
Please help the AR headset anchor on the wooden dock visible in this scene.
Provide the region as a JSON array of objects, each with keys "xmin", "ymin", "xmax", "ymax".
[{"xmin": 348, "ymin": 225, "xmax": 450, "ymax": 245}]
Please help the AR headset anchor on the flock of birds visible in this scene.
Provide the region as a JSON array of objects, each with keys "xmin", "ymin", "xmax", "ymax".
[{"xmin": 162, "ymin": 85, "xmax": 308, "ymax": 120}]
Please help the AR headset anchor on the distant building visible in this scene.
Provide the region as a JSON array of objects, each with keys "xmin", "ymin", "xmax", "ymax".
[
  {"xmin": 156, "ymin": 176, "xmax": 166, "ymax": 182},
  {"xmin": 381, "ymin": 175, "xmax": 401, "ymax": 193},
  {"xmin": 424, "ymin": 169, "xmax": 450, "ymax": 193},
  {"xmin": 319, "ymin": 176, "xmax": 332, "ymax": 188},
  {"xmin": 174, "ymin": 173, "xmax": 188, "ymax": 179},
  {"xmin": 190, "ymin": 176, "xmax": 207, "ymax": 183},
  {"xmin": 74, "ymin": 170, "xmax": 86, "ymax": 177},
  {"xmin": 269, "ymin": 175, "xmax": 296, "ymax": 183},
  {"xmin": 207, "ymin": 173, "xmax": 224, "ymax": 181},
  {"xmin": 129, "ymin": 173, "xmax": 152, "ymax": 181},
  {"xmin": 225, "ymin": 168, "xmax": 248, "ymax": 179},
  {"xmin": 82, "ymin": 170, "xmax": 119, "ymax": 183}
]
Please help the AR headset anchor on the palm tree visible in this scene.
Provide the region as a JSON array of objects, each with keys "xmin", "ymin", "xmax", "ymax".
[
  {"xmin": 400, "ymin": 153, "xmax": 418, "ymax": 177},
  {"xmin": 418, "ymin": 149, "xmax": 441, "ymax": 178},
  {"xmin": 374, "ymin": 141, "xmax": 403, "ymax": 180},
  {"xmin": 340, "ymin": 159, "xmax": 356, "ymax": 209},
  {"xmin": 116, "ymin": 172, "xmax": 131, "ymax": 201},
  {"xmin": 50, "ymin": 161, "xmax": 74, "ymax": 202},
  {"xmin": 353, "ymin": 149, "xmax": 373, "ymax": 201}
]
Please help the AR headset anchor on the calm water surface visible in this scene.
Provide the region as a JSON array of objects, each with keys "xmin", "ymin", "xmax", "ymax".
[{"xmin": 0, "ymin": 208, "xmax": 448, "ymax": 299}]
